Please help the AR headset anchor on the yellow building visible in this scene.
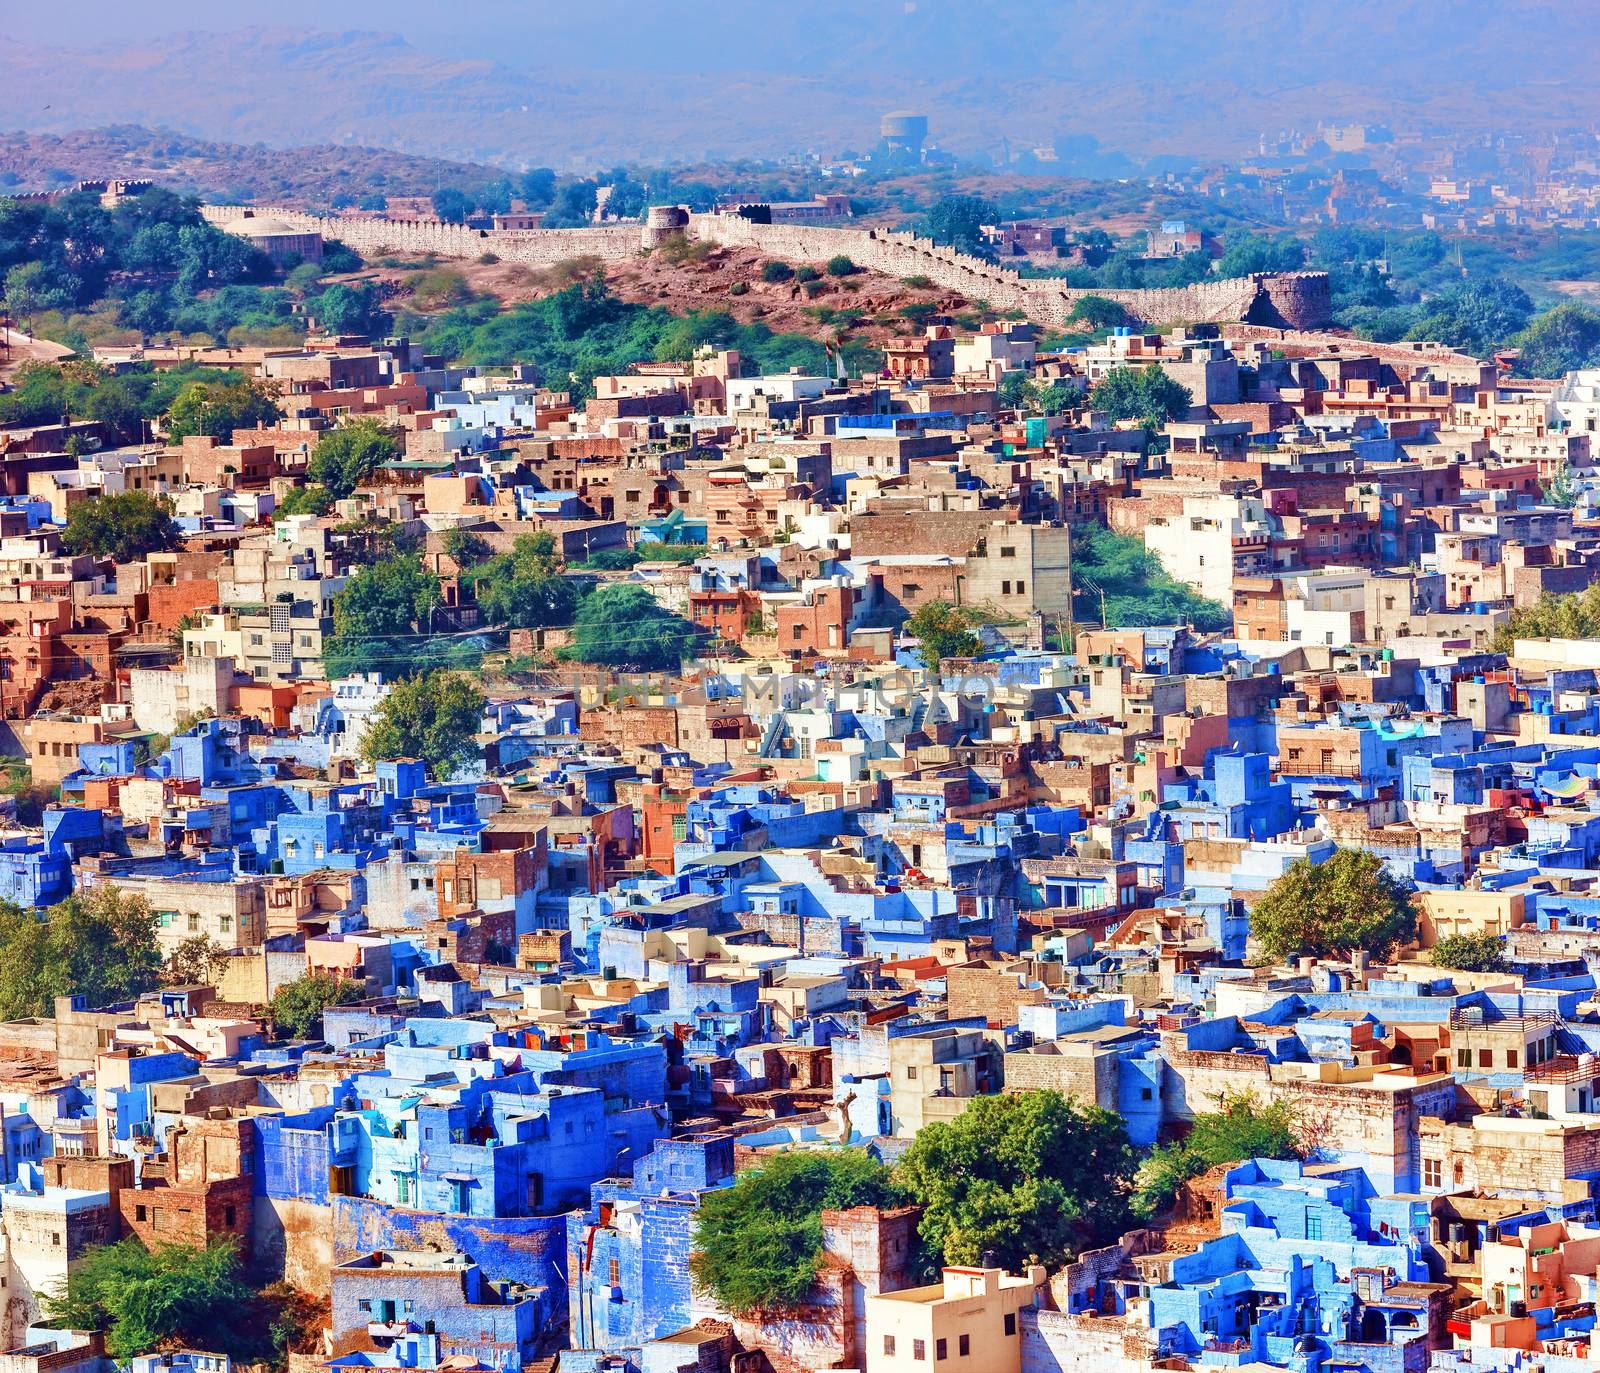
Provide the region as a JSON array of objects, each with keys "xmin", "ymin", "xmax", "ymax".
[
  {"xmin": 865, "ymin": 1266, "xmax": 1045, "ymax": 1373},
  {"xmin": 1414, "ymin": 888, "xmax": 1524, "ymax": 946}
]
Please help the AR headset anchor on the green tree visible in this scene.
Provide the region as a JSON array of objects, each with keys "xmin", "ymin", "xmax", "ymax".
[
  {"xmin": 1068, "ymin": 295, "xmax": 1130, "ymax": 330},
  {"xmin": 1089, "ymin": 366, "xmax": 1194, "ymax": 429},
  {"xmin": 4, "ymin": 260, "xmax": 79, "ymax": 316},
  {"xmin": 1406, "ymin": 279, "xmax": 1533, "ymax": 356},
  {"xmin": 359, "ymin": 670, "xmax": 485, "ymax": 779},
  {"xmin": 826, "ymin": 255, "xmax": 858, "ymax": 277},
  {"xmin": 905, "ymin": 601, "xmax": 980, "ymax": 671},
  {"xmin": 896, "ymin": 1091, "xmax": 1136, "ymax": 1271},
  {"xmin": 307, "ymin": 418, "xmax": 401, "ymax": 500},
  {"xmin": 1248, "ymin": 847, "xmax": 1417, "ymax": 962},
  {"xmin": 431, "ymin": 188, "xmax": 473, "ymax": 224},
  {"xmin": 164, "ymin": 377, "xmax": 280, "ymax": 441},
  {"xmin": 324, "ymin": 556, "xmax": 441, "ymax": 679},
  {"xmin": 1216, "ymin": 233, "xmax": 1306, "ymax": 278},
  {"xmin": 1545, "ymin": 463, "xmax": 1582, "ymax": 509},
  {"xmin": 441, "ymin": 528, "xmax": 493, "ymax": 568},
  {"xmin": 44, "ymin": 1238, "xmax": 253, "ymax": 1360},
  {"xmin": 1071, "ymin": 524, "xmax": 1231, "ymax": 631},
  {"xmin": 270, "ymin": 971, "xmax": 369, "ymax": 1040},
  {"xmin": 165, "ymin": 935, "xmax": 227, "ymax": 986},
  {"xmin": 581, "ymin": 546, "xmax": 640, "ymax": 571},
  {"xmin": 563, "ymin": 584, "xmax": 700, "ymax": 671},
  {"xmin": 275, "ymin": 483, "xmax": 337, "ymax": 520},
  {"xmin": 0, "ymin": 885, "xmax": 162, "ymax": 1021},
  {"xmin": 761, "ymin": 260, "xmax": 794, "ymax": 283},
  {"xmin": 690, "ymin": 1149, "xmax": 906, "ymax": 1314},
  {"xmin": 1132, "ymin": 1090, "xmax": 1302, "ymax": 1219},
  {"xmin": 1492, "ymin": 582, "xmax": 1600, "ymax": 652},
  {"xmin": 997, "ymin": 369, "xmax": 1028, "ymax": 411},
  {"xmin": 303, "ymin": 282, "xmax": 383, "ymax": 335},
  {"xmin": 1021, "ymin": 379, "xmax": 1080, "ymax": 416},
  {"xmin": 61, "ymin": 490, "xmax": 182, "ymax": 563},
  {"xmin": 470, "ymin": 533, "xmax": 579, "ymax": 629},
  {"xmin": 1430, "ymin": 932, "xmax": 1508, "ymax": 973},
  {"xmin": 1514, "ymin": 303, "xmax": 1600, "ymax": 378},
  {"xmin": 925, "ymin": 196, "xmax": 996, "ymax": 257}
]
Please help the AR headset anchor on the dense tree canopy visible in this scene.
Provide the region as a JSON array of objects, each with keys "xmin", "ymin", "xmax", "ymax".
[
  {"xmin": 895, "ymin": 1090, "xmax": 1136, "ymax": 1271},
  {"xmin": 1071, "ymin": 525, "xmax": 1232, "ymax": 632},
  {"xmin": 1133, "ymin": 1091, "xmax": 1302, "ymax": 1218},
  {"xmin": 1405, "ymin": 279, "xmax": 1534, "ymax": 357},
  {"xmin": 307, "ymin": 418, "xmax": 402, "ymax": 500},
  {"xmin": 1430, "ymin": 932, "xmax": 1509, "ymax": 974},
  {"xmin": 1248, "ymin": 847, "xmax": 1417, "ymax": 962},
  {"xmin": 905, "ymin": 601, "xmax": 981, "ymax": 671},
  {"xmin": 1514, "ymin": 303, "xmax": 1600, "ymax": 378},
  {"xmin": 690, "ymin": 1149, "xmax": 906, "ymax": 1314},
  {"xmin": 41, "ymin": 1237, "xmax": 312, "ymax": 1363},
  {"xmin": 61, "ymin": 490, "xmax": 183, "ymax": 563},
  {"xmin": 270, "ymin": 972, "xmax": 370, "ymax": 1040},
  {"xmin": 325, "ymin": 555, "xmax": 442, "ymax": 679},
  {"xmin": 470, "ymin": 533, "xmax": 580, "ymax": 629},
  {"xmin": 924, "ymin": 196, "xmax": 996, "ymax": 257},
  {"xmin": 0, "ymin": 885, "xmax": 163, "ymax": 1020},
  {"xmin": 563, "ymin": 584, "xmax": 700, "ymax": 671},
  {"xmin": 1492, "ymin": 583, "xmax": 1600, "ymax": 654},
  {"xmin": 164, "ymin": 377, "xmax": 281, "ymax": 441},
  {"xmin": 1089, "ymin": 365, "xmax": 1194, "ymax": 429},
  {"xmin": 358, "ymin": 670, "xmax": 485, "ymax": 779}
]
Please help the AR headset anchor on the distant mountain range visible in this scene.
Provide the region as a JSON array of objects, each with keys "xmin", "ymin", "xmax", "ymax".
[
  {"xmin": 4, "ymin": 3, "xmax": 1597, "ymax": 170},
  {"xmin": 0, "ymin": 126, "xmax": 506, "ymax": 204}
]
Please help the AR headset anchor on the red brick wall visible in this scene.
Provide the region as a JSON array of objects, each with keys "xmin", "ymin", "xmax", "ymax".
[{"xmin": 146, "ymin": 579, "xmax": 222, "ymax": 632}]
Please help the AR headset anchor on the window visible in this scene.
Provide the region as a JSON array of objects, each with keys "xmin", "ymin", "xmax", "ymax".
[
  {"xmin": 1141, "ymin": 1087, "xmax": 1153, "ymax": 1101},
  {"xmin": 883, "ymin": 1336, "xmax": 896, "ymax": 1357},
  {"xmin": 219, "ymin": 915, "xmax": 231, "ymax": 934},
  {"xmin": 913, "ymin": 1339, "xmax": 926, "ymax": 1361},
  {"xmin": 1478, "ymin": 1049, "xmax": 1492, "ymax": 1069},
  {"xmin": 936, "ymin": 1338, "xmax": 947, "ymax": 1360},
  {"xmin": 187, "ymin": 914, "xmax": 200, "ymax": 933},
  {"xmin": 1004, "ymin": 1313, "xmax": 1016, "ymax": 1336},
  {"xmin": 1306, "ymin": 1211, "xmax": 1322, "ymax": 1240},
  {"xmin": 1423, "ymin": 1158, "xmax": 1442, "ymax": 1189},
  {"xmin": 1506, "ymin": 1049, "xmax": 1519, "ymax": 1069},
  {"xmin": 959, "ymin": 1334, "xmax": 970, "ymax": 1357},
  {"xmin": 906, "ymin": 1065, "xmax": 918, "ymax": 1080},
  {"xmin": 1457, "ymin": 1049, "xmax": 1470, "ymax": 1068},
  {"xmin": 608, "ymin": 1257, "xmax": 620, "ymax": 1285},
  {"xmin": 135, "ymin": 1205, "xmax": 147, "ymax": 1222}
]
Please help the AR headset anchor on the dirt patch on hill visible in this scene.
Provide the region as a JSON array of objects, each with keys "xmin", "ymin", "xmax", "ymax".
[{"xmin": 350, "ymin": 243, "xmax": 992, "ymax": 347}]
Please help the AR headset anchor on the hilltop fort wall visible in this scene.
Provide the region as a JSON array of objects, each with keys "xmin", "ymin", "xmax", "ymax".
[{"xmin": 200, "ymin": 204, "xmax": 1331, "ymax": 331}]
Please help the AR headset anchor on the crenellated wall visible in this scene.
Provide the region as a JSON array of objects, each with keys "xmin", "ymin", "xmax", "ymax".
[{"xmin": 203, "ymin": 204, "xmax": 1332, "ymax": 330}]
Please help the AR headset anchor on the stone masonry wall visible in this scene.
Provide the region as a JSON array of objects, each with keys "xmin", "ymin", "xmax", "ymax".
[{"xmin": 204, "ymin": 204, "xmax": 1332, "ymax": 331}]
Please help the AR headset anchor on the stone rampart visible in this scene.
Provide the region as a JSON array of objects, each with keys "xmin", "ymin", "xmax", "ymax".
[{"xmin": 203, "ymin": 204, "xmax": 1331, "ymax": 330}]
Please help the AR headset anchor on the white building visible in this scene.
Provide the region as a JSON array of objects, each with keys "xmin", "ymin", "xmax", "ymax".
[{"xmin": 1142, "ymin": 492, "xmax": 1272, "ymax": 605}]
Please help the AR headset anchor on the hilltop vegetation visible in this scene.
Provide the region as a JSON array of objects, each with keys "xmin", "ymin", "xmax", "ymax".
[{"xmin": 0, "ymin": 125, "xmax": 511, "ymax": 209}]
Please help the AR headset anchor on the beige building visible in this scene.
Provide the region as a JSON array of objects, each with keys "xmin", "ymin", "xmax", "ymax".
[
  {"xmin": 126, "ymin": 655, "xmax": 236, "ymax": 734},
  {"xmin": 87, "ymin": 872, "xmax": 266, "ymax": 955},
  {"xmin": 885, "ymin": 1024, "xmax": 1000, "ymax": 1137},
  {"xmin": 866, "ymin": 1265, "xmax": 1045, "ymax": 1373},
  {"xmin": 962, "ymin": 521, "xmax": 1072, "ymax": 617}
]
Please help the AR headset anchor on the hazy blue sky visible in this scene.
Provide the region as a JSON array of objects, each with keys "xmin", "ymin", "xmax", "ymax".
[{"xmin": 6, "ymin": 2, "xmax": 1594, "ymax": 168}]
